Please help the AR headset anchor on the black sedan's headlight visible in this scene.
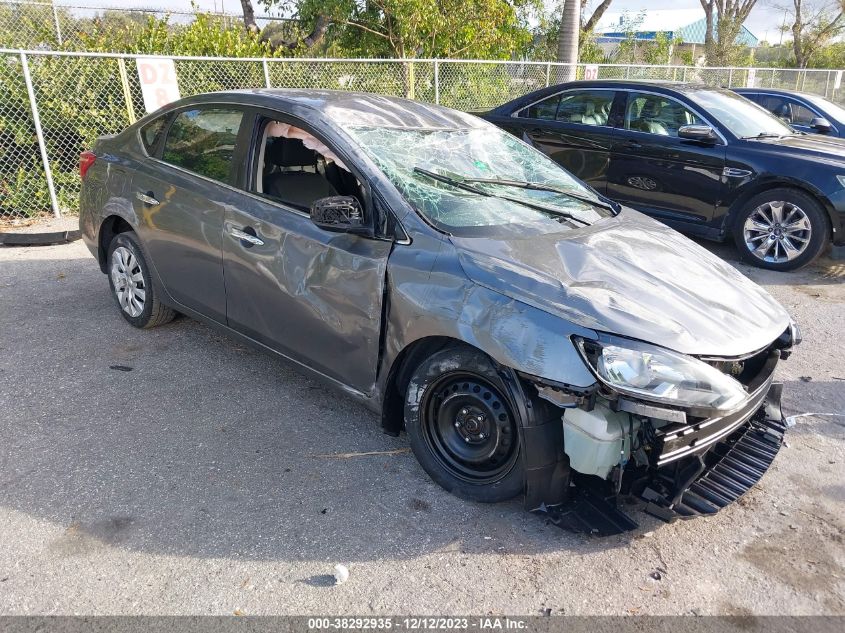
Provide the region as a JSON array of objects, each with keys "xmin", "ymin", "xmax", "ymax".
[{"xmin": 575, "ymin": 336, "xmax": 748, "ymax": 411}]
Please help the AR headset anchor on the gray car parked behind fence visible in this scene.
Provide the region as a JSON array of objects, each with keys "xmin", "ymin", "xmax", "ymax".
[{"xmin": 79, "ymin": 89, "xmax": 800, "ymax": 534}]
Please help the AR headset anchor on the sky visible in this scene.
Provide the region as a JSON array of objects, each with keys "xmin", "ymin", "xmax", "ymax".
[
  {"xmin": 594, "ymin": 1, "xmax": 788, "ymax": 44},
  {"xmin": 72, "ymin": 0, "xmax": 792, "ymax": 45}
]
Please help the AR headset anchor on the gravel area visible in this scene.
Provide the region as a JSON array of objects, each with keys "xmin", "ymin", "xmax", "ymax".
[{"xmin": 0, "ymin": 238, "xmax": 842, "ymax": 616}]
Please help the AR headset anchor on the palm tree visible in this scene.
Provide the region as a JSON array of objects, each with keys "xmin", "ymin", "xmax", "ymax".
[{"xmin": 557, "ymin": 0, "xmax": 581, "ymax": 65}]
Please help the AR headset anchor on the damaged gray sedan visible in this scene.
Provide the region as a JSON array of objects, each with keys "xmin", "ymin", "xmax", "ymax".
[{"xmin": 79, "ymin": 90, "xmax": 799, "ymax": 533}]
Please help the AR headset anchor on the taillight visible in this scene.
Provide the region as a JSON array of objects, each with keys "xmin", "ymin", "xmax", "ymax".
[{"xmin": 79, "ymin": 151, "xmax": 96, "ymax": 179}]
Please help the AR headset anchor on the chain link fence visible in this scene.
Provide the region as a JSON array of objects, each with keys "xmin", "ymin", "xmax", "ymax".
[{"xmin": 1, "ymin": 49, "xmax": 844, "ymax": 225}]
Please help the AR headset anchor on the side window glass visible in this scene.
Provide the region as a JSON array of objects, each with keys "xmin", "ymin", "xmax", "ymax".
[
  {"xmin": 556, "ymin": 90, "xmax": 615, "ymax": 126},
  {"xmin": 139, "ymin": 116, "xmax": 166, "ymax": 155},
  {"xmin": 162, "ymin": 108, "xmax": 243, "ymax": 183},
  {"xmin": 624, "ymin": 93, "xmax": 702, "ymax": 137},
  {"xmin": 521, "ymin": 95, "xmax": 560, "ymax": 120},
  {"xmin": 790, "ymin": 102, "xmax": 817, "ymax": 126},
  {"xmin": 760, "ymin": 96, "xmax": 792, "ymax": 123}
]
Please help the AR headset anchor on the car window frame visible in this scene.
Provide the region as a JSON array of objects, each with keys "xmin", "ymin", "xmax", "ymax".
[
  {"xmin": 738, "ymin": 91, "xmax": 840, "ymax": 134},
  {"xmin": 137, "ymin": 114, "xmax": 170, "ymax": 157},
  {"xmin": 232, "ymin": 105, "xmax": 402, "ymax": 242},
  {"xmin": 154, "ymin": 104, "xmax": 250, "ymax": 186},
  {"xmin": 616, "ymin": 89, "xmax": 728, "ymax": 145},
  {"xmin": 513, "ymin": 87, "xmax": 622, "ymax": 127}
]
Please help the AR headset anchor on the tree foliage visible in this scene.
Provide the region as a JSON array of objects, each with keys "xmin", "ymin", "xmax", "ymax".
[
  {"xmin": 783, "ymin": 0, "xmax": 845, "ymax": 68},
  {"xmin": 247, "ymin": 0, "xmax": 540, "ymax": 59},
  {"xmin": 698, "ymin": 0, "xmax": 758, "ymax": 66}
]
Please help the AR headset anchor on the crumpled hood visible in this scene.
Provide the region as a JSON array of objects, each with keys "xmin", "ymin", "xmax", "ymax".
[{"xmin": 452, "ymin": 210, "xmax": 791, "ymax": 357}]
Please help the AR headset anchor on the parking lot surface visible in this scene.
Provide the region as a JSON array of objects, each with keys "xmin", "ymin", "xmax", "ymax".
[{"xmin": 0, "ymin": 238, "xmax": 843, "ymax": 615}]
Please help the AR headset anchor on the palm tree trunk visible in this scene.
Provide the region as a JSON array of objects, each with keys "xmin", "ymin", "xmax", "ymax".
[{"xmin": 557, "ymin": 0, "xmax": 581, "ymax": 80}]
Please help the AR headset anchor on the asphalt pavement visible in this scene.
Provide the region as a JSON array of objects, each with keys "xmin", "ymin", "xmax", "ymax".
[{"xmin": 0, "ymin": 238, "xmax": 842, "ymax": 615}]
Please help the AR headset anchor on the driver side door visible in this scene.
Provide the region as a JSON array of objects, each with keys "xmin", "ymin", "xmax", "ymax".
[
  {"xmin": 607, "ymin": 91, "xmax": 727, "ymax": 230},
  {"xmin": 222, "ymin": 109, "xmax": 392, "ymax": 394}
]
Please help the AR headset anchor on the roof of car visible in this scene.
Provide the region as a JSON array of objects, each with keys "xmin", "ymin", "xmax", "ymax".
[
  {"xmin": 182, "ymin": 88, "xmax": 487, "ymax": 130},
  {"xmin": 550, "ymin": 79, "xmax": 717, "ymax": 91},
  {"xmin": 732, "ymin": 87, "xmax": 822, "ymax": 99}
]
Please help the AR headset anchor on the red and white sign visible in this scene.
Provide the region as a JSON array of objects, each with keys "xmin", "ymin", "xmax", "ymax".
[
  {"xmin": 137, "ymin": 57, "xmax": 181, "ymax": 113},
  {"xmin": 746, "ymin": 68, "xmax": 757, "ymax": 88},
  {"xmin": 584, "ymin": 64, "xmax": 600, "ymax": 81}
]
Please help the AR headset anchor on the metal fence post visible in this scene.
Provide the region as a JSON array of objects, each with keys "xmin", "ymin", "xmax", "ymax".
[
  {"xmin": 52, "ymin": 2, "xmax": 63, "ymax": 46},
  {"xmin": 20, "ymin": 52, "xmax": 61, "ymax": 219},
  {"xmin": 263, "ymin": 59, "xmax": 271, "ymax": 88},
  {"xmin": 434, "ymin": 59, "xmax": 440, "ymax": 104},
  {"xmin": 545, "ymin": 62, "xmax": 551, "ymax": 87},
  {"xmin": 727, "ymin": 68, "xmax": 733, "ymax": 87},
  {"xmin": 117, "ymin": 57, "xmax": 136, "ymax": 124}
]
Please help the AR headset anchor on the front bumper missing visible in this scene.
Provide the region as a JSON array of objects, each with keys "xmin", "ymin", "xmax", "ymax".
[{"xmin": 534, "ymin": 382, "xmax": 786, "ymax": 536}]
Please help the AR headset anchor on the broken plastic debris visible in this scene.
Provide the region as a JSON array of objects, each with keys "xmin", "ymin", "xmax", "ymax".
[
  {"xmin": 334, "ymin": 564, "xmax": 349, "ymax": 585},
  {"xmin": 785, "ymin": 412, "xmax": 845, "ymax": 427}
]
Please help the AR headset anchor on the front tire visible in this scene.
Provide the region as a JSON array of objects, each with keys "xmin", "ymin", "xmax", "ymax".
[
  {"xmin": 404, "ymin": 346, "xmax": 523, "ymax": 503},
  {"xmin": 107, "ymin": 232, "xmax": 175, "ymax": 329},
  {"xmin": 732, "ymin": 188, "xmax": 828, "ymax": 271}
]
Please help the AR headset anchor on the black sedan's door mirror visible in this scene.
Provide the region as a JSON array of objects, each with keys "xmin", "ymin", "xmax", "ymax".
[
  {"xmin": 810, "ymin": 117, "xmax": 833, "ymax": 133},
  {"xmin": 678, "ymin": 125, "xmax": 719, "ymax": 144},
  {"xmin": 310, "ymin": 196, "xmax": 372, "ymax": 236}
]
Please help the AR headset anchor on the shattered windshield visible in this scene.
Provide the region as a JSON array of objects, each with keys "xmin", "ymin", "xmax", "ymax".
[{"xmin": 346, "ymin": 125, "xmax": 612, "ymax": 235}]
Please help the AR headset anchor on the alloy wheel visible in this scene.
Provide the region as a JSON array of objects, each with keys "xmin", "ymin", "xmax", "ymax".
[
  {"xmin": 421, "ymin": 373, "xmax": 519, "ymax": 484},
  {"xmin": 742, "ymin": 200, "xmax": 812, "ymax": 264},
  {"xmin": 110, "ymin": 246, "xmax": 146, "ymax": 318}
]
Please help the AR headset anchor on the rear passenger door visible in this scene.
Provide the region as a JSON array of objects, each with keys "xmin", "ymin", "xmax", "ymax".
[
  {"xmin": 510, "ymin": 89, "xmax": 621, "ymax": 193},
  {"xmin": 607, "ymin": 91, "xmax": 727, "ymax": 229},
  {"xmin": 131, "ymin": 106, "xmax": 248, "ymax": 323}
]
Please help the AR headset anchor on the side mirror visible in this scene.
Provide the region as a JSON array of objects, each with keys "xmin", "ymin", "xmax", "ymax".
[
  {"xmin": 310, "ymin": 196, "xmax": 371, "ymax": 235},
  {"xmin": 810, "ymin": 117, "xmax": 832, "ymax": 133},
  {"xmin": 678, "ymin": 125, "xmax": 719, "ymax": 143}
]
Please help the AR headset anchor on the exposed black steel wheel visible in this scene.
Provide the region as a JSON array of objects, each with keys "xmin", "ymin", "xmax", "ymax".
[{"xmin": 404, "ymin": 346, "xmax": 523, "ymax": 502}]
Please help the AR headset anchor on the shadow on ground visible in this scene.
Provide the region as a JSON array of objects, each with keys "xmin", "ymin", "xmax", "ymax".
[{"xmin": 0, "ymin": 249, "xmax": 662, "ymax": 564}]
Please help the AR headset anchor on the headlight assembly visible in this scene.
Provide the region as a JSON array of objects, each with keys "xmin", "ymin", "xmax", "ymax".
[
  {"xmin": 838, "ymin": 175, "xmax": 845, "ymax": 189},
  {"xmin": 575, "ymin": 336, "xmax": 748, "ymax": 412}
]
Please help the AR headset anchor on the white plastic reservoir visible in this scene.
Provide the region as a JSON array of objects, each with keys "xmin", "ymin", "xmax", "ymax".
[{"xmin": 562, "ymin": 404, "xmax": 640, "ymax": 478}]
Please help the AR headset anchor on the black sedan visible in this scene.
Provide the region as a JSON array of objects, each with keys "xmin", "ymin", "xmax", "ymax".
[
  {"xmin": 734, "ymin": 87, "xmax": 845, "ymax": 138},
  {"xmin": 482, "ymin": 80, "xmax": 845, "ymax": 271}
]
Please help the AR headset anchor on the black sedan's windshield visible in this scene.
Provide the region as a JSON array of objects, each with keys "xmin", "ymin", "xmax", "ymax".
[
  {"xmin": 346, "ymin": 125, "xmax": 613, "ymax": 235},
  {"xmin": 692, "ymin": 89, "xmax": 795, "ymax": 139}
]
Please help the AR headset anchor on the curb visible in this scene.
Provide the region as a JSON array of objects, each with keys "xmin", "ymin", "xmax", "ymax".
[{"xmin": 0, "ymin": 229, "xmax": 82, "ymax": 246}]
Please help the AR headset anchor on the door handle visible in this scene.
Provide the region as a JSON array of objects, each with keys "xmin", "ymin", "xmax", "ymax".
[
  {"xmin": 136, "ymin": 191, "xmax": 160, "ymax": 206},
  {"xmin": 230, "ymin": 227, "xmax": 264, "ymax": 247},
  {"xmin": 624, "ymin": 140, "xmax": 643, "ymax": 149}
]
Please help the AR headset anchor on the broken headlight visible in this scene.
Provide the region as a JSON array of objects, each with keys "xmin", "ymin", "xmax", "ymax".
[{"xmin": 575, "ymin": 337, "xmax": 747, "ymax": 411}]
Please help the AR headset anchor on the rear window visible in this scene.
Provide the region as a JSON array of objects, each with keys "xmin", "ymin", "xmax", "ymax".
[
  {"xmin": 161, "ymin": 108, "xmax": 244, "ymax": 184},
  {"xmin": 139, "ymin": 116, "xmax": 166, "ymax": 155}
]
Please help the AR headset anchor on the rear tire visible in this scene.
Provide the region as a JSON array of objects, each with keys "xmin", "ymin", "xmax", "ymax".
[
  {"xmin": 107, "ymin": 232, "xmax": 175, "ymax": 329},
  {"xmin": 732, "ymin": 188, "xmax": 828, "ymax": 271},
  {"xmin": 404, "ymin": 346, "xmax": 524, "ymax": 503}
]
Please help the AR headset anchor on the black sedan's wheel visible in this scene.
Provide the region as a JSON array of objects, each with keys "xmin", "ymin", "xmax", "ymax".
[
  {"xmin": 732, "ymin": 188, "xmax": 828, "ymax": 271},
  {"xmin": 107, "ymin": 232, "xmax": 175, "ymax": 329},
  {"xmin": 404, "ymin": 346, "xmax": 523, "ymax": 502}
]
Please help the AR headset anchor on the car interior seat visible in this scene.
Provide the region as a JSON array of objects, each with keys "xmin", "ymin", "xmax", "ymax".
[
  {"xmin": 631, "ymin": 99, "xmax": 669, "ymax": 136},
  {"xmin": 581, "ymin": 101, "xmax": 601, "ymax": 126},
  {"xmin": 264, "ymin": 137, "xmax": 338, "ymax": 209},
  {"xmin": 774, "ymin": 103, "xmax": 792, "ymax": 123}
]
